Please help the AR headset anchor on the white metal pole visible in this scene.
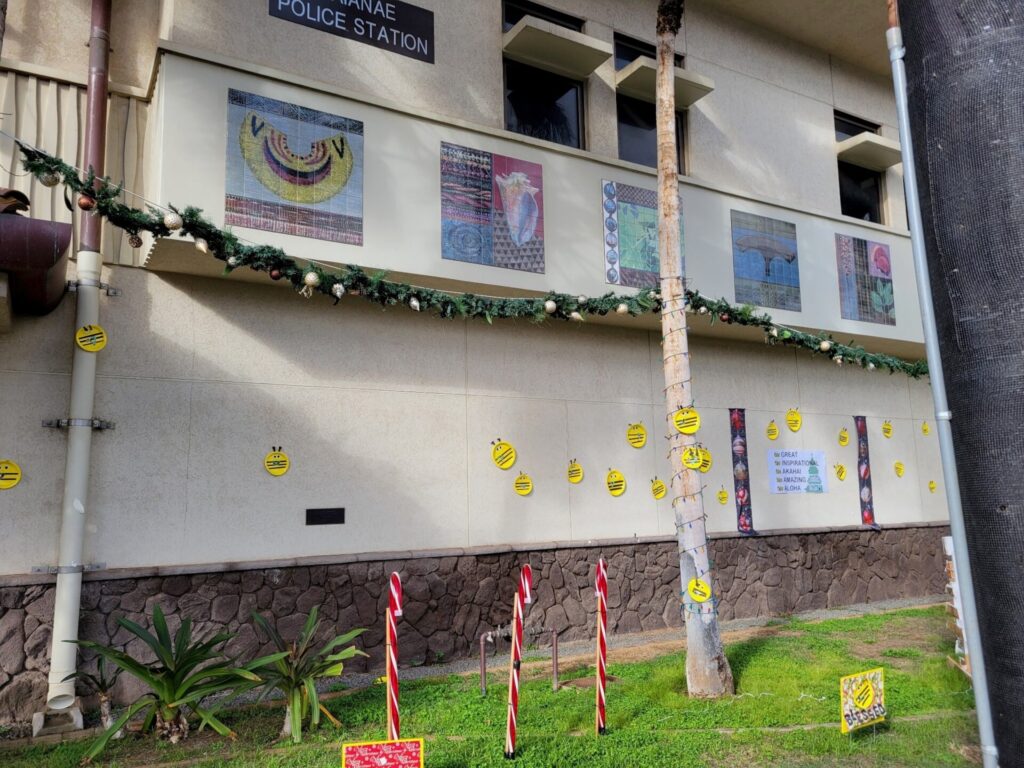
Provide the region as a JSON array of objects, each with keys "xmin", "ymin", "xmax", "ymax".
[{"xmin": 887, "ymin": 23, "xmax": 999, "ymax": 768}]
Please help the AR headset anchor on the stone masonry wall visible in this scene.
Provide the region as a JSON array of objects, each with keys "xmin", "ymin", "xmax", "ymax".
[{"xmin": 0, "ymin": 525, "xmax": 949, "ymax": 723}]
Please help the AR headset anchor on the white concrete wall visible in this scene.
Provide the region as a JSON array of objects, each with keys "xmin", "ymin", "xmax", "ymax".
[
  {"xmin": 0, "ymin": 267, "xmax": 946, "ymax": 576},
  {"xmin": 153, "ymin": 54, "xmax": 921, "ymax": 346}
]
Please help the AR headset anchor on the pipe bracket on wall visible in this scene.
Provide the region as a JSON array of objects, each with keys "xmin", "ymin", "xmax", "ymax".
[
  {"xmin": 66, "ymin": 279, "xmax": 121, "ymax": 297},
  {"xmin": 42, "ymin": 418, "xmax": 116, "ymax": 430},
  {"xmin": 31, "ymin": 563, "xmax": 106, "ymax": 575}
]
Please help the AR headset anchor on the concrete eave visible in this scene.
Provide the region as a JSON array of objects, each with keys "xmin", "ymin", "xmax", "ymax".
[
  {"xmin": 615, "ymin": 56, "xmax": 715, "ymax": 108},
  {"xmin": 0, "ymin": 273, "xmax": 11, "ymax": 332},
  {"xmin": 502, "ymin": 16, "xmax": 612, "ymax": 80},
  {"xmin": 836, "ymin": 133, "xmax": 903, "ymax": 172}
]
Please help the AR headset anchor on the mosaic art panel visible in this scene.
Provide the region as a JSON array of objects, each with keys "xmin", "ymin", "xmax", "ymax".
[
  {"xmin": 225, "ymin": 89, "xmax": 363, "ymax": 245},
  {"xmin": 836, "ymin": 234, "xmax": 896, "ymax": 325},
  {"xmin": 601, "ymin": 180, "xmax": 683, "ymax": 289},
  {"xmin": 731, "ymin": 210, "xmax": 801, "ymax": 311},
  {"xmin": 440, "ymin": 142, "xmax": 544, "ymax": 273}
]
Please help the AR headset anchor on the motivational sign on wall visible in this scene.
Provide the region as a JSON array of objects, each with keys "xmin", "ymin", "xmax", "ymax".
[
  {"xmin": 270, "ymin": 0, "xmax": 435, "ymax": 63},
  {"xmin": 768, "ymin": 450, "xmax": 828, "ymax": 494}
]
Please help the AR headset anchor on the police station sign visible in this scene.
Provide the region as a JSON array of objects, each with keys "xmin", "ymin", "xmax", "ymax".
[{"xmin": 270, "ymin": 0, "xmax": 435, "ymax": 63}]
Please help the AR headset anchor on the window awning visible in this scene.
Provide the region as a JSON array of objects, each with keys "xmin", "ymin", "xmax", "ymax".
[
  {"xmin": 836, "ymin": 133, "xmax": 903, "ymax": 171},
  {"xmin": 502, "ymin": 15, "xmax": 613, "ymax": 80},
  {"xmin": 615, "ymin": 56, "xmax": 715, "ymax": 108}
]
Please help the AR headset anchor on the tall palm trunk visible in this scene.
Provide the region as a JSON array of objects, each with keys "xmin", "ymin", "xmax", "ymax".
[
  {"xmin": 0, "ymin": 1, "xmax": 8, "ymax": 58},
  {"xmin": 655, "ymin": 0, "xmax": 734, "ymax": 697}
]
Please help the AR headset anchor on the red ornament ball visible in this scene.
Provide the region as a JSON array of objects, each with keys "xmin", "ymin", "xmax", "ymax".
[
  {"xmin": 269, "ymin": 269, "xmax": 283, "ymax": 281},
  {"xmin": 719, "ymin": 312, "xmax": 731, "ymax": 323},
  {"xmin": 127, "ymin": 233, "xmax": 143, "ymax": 249},
  {"xmin": 77, "ymin": 195, "xmax": 96, "ymax": 211}
]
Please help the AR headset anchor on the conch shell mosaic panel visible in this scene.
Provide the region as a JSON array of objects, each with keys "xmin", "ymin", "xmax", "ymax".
[
  {"xmin": 225, "ymin": 89, "xmax": 364, "ymax": 245},
  {"xmin": 440, "ymin": 142, "xmax": 544, "ymax": 273}
]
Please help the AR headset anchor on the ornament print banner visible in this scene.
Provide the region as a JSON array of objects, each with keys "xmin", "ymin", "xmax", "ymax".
[
  {"xmin": 601, "ymin": 180, "xmax": 683, "ymax": 289},
  {"xmin": 225, "ymin": 89, "xmax": 364, "ymax": 244},
  {"xmin": 767, "ymin": 450, "xmax": 828, "ymax": 494},
  {"xmin": 731, "ymin": 210, "xmax": 801, "ymax": 311},
  {"xmin": 836, "ymin": 234, "xmax": 896, "ymax": 325},
  {"xmin": 854, "ymin": 416, "xmax": 877, "ymax": 527},
  {"xmin": 440, "ymin": 142, "xmax": 544, "ymax": 273},
  {"xmin": 729, "ymin": 408, "xmax": 755, "ymax": 533}
]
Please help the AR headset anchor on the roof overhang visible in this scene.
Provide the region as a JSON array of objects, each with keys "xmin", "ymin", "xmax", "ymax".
[
  {"xmin": 836, "ymin": 133, "xmax": 903, "ymax": 171},
  {"xmin": 615, "ymin": 56, "xmax": 715, "ymax": 108}
]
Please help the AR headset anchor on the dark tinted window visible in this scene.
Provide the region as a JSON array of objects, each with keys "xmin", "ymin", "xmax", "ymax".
[
  {"xmin": 838, "ymin": 161, "xmax": 882, "ymax": 223},
  {"xmin": 503, "ymin": 0, "xmax": 583, "ymax": 31},
  {"xmin": 613, "ymin": 33, "xmax": 684, "ymax": 70},
  {"xmin": 835, "ymin": 112, "xmax": 879, "ymax": 141},
  {"xmin": 504, "ymin": 59, "xmax": 583, "ymax": 149},
  {"xmin": 617, "ymin": 94, "xmax": 684, "ymax": 172}
]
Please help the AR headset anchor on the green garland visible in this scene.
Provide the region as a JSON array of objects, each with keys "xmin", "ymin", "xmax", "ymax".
[{"xmin": 18, "ymin": 142, "xmax": 928, "ymax": 378}]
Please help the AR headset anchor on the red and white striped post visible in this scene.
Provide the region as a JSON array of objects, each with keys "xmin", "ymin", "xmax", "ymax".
[
  {"xmin": 595, "ymin": 558, "xmax": 608, "ymax": 735},
  {"xmin": 504, "ymin": 564, "xmax": 533, "ymax": 759},
  {"xmin": 386, "ymin": 572, "xmax": 403, "ymax": 741}
]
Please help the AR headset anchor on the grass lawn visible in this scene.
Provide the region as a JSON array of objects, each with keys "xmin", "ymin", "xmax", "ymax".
[{"xmin": 2, "ymin": 606, "xmax": 980, "ymax": 767}]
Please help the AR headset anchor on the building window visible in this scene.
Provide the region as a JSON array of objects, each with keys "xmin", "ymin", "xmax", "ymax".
[
  {"xmin": 835, "ymin": 112, "xmax": 883, "ymax": 224},
  {"xmin": 613, "ymin": 35, "xmax": 685, "ymax": 172},
  {"xmin": 502, "ymin": 2, "xmax": 585, "ymax": 149},
  {"xmin": 503, "ymin": 0, "xmax": 583, "ymax": 31},
  {"xmin": 613, "ymin": 33, "xmax": 683, "ymax": 71},
  {"xmin": 504, "ymin": 59, "xmax": 584, "ymax": 148}
]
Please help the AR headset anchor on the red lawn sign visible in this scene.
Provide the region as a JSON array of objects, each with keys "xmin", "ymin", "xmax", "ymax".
[{"xmin": 341, "ymin": 737, "xmax": 424, "ymax": 767}]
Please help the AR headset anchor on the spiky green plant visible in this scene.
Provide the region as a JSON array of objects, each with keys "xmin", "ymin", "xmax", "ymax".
[
  {"xmin": 75, "ymin": 605, "xmax": 286, "ymax": 761},
  {"xmin": 251, "ymin": 607, "xmax": 367, "ymax": 743},
  {"xmin": 64, "ymin": 657, "xmax": 123, "ymax": 737}
]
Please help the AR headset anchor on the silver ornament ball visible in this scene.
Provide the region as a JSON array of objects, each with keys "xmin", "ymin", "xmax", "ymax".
[
  {"xmin": 39, "ymin": 170, "xmax": 61, "ymax": 188},
  {"xmin": 163, "ymin": 211, "xmax": 183, "ymax": 231},
  {"xmin": 819, "ymin": 340, "xmax": 832, "ymax": 352},
  {"xmin": 303, "ymin": 271, "xmax": 321, "ymax": 288},
  {"xmin": 570, "ymin": 311, "xmax": 583, "ymax": 321},
  {"xmin": 331, "ymin": 283, "xmax": 345, "ymax": 299},
  {"xmin": 544, "ymin": 299, "xmax": 557, "ymax": 314},
  {"xmin": 616, "ymin": 303, "xmax": 629, "ymax": 315},
  {"xmin": 409, "ymin": 297, "xmax": 421, "ymax": 311}
]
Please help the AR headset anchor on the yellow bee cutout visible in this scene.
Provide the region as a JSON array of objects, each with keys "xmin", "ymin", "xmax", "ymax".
[
  {"xmin": 785, "ymin": 408, "xmax": 802, "ymax": 432},
  {"xmin": 0, "ymin": 459, "xmax": 22, "ymax": 490},
  {"xmin": 921, "ymin": 421, "xmax": 931, "ymax": 436},
  {"xmin": 698, "ymin": 447, "xmax": 713, "ymax": 474},
  {"xmin": 882, "ymin": 420, "xmax": 893, "ymax": 439},
  {"xmin": 766, "ymin": 420, "xmax": 780, "ymax": 441},
  {"xmin": 834, "ymin": 463, "xmax": 847, "ymax": 481},
  {"xmin": 626, "ymin": 423, "xmax": 648, "ymax": 449},
  {"xmin": 716, "ymin": 487, "xmax": 729, "ymax": 505},
  {"xmin": 567, "ymin": 459, "xmax": 584, "ymax": 484},
  {"xmin": 928, "ymin": 480, "xmax": 937, "ymax": 493},
  {"xmin": 687, "ymin": 578, "xmax": 711, "ymax": 603},
  {"xmin": 894, "ymin": 461, "xmax": 905, "ymax": 478},
  {"xmin": 514, "ymin": 473, "xmax": 533, "ymax": 496},
  {"xmin": 650, "ymin": 477, "xmax": 667, "ymax": 500},
  {"xmin": 264, "ymin": 447, "xmax": 290, "ymax": 477},
  {"xmin": 491, "ymin": 439, "xmax": 517, "ymax": 470},
  {"xmin": 838, "ymin": 427, "xmax": 850, "ymax": 447},
  {"xmin": 672, "ymin": 407, "xmax": 701, "ymax": 435},
  {"xmin": 682, "ymin": 446, "xmax": 703, "ymax": 469},
  {"xmin": 606, "ymin": 469, "xmax": 626, "ymax": 497},
  {"xmin": 75, "ymin": 324, "xmax": 107, "ymax": 353}
]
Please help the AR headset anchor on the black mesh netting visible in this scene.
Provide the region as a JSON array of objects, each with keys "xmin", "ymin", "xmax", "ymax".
[{"xmin": 901, "ymin": 2, "xmax": 1024, "ymax": 764}]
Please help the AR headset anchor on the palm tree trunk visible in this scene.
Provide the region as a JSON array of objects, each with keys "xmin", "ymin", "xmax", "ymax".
[
  {"xmin": 0, "ymin": 1, "xmax": 8, "ymax": 58},
  {"xmin": 98, "ymin": 693, "xmax": 124, "ymax": 740},
  {"xmin": 655, "ymin": 0, "xmax": 734, "ymax": 697},
  {"xmin": 281, "ymin": 703, "xmax": 292, "ymax": 739},
  {"xmin": 156, "ymin": 708, "xmax": 189, "ymax": 744}
]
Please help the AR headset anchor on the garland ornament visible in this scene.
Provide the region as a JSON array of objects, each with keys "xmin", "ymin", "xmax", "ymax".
[{"xmin": 15, "ymin": 141, "xmax": 928, "ymax": 378}]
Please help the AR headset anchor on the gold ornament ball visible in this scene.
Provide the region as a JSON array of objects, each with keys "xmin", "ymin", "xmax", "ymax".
[
  {"xmin": 819, "ymin": 340, "xmax": 832, "ymax": 352},
  {"xmin": 163, "ymin": 211, "xmax": 183, "ymax": 231},
  {"xmin": 616, "ymin": 303, "xmax": 629, "ymax": 314},
  {"xmin": 544, "ymin": 299, "xmax": 557, "ymax": 314},
  {"xmin": 303, "ymin": 271, "xmax": 321, "ymax": 288},
  {"xmin": 39, "ymin": 170, "xmax": 61, "ymax": 188},
  {"xmin": 194, "ymin": 237, "xmax": 209, "ymax": 254},
  {"xmin": 698, "ymin": 306, "xmax": 709, "ymax": 315}
]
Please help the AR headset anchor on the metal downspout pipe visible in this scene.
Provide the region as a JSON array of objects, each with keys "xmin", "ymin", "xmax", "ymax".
[
  {"xmin": 885, "ymin": 6, "xmax": 999, "ymax": 766},
  {"xmin": 45, "ymin": 0, "xmax": 112, "ymax": 711}
]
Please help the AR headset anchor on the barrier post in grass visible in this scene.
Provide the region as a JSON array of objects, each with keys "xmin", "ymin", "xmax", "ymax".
[
  {"xmin": 386, "ymin": 572, "xmax": 403, "ymax": 741},
  {"xmin": 504, "ymin": 564, "xmax": 533, "ymax": 759},
  {"xmin": 595, "ymin": 558, "xmax": 608, "ymax": 735}
]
